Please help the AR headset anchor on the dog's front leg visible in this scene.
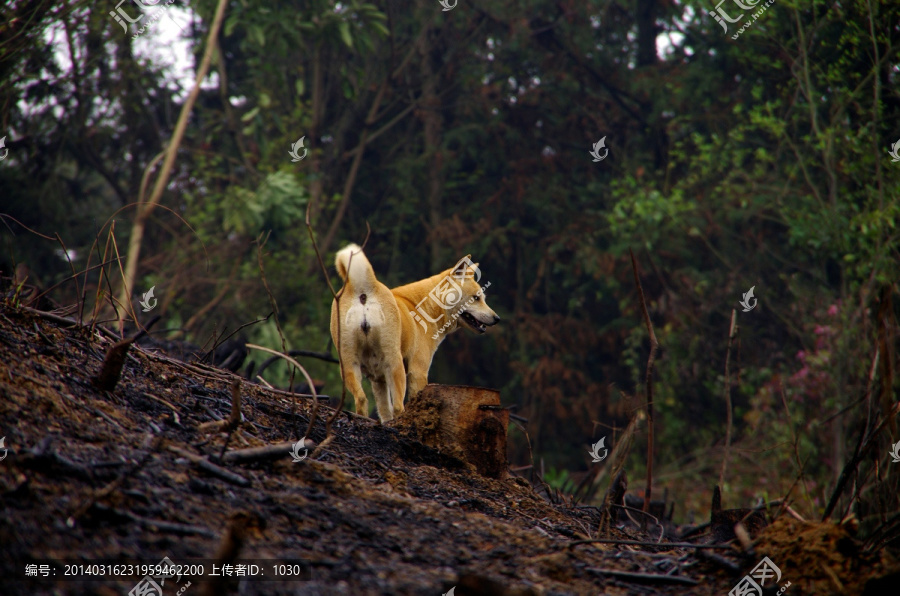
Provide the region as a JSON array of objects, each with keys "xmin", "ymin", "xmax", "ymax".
[{"xmin": 405, "ymin": 354, "xmax": 432, "ymax": 399}]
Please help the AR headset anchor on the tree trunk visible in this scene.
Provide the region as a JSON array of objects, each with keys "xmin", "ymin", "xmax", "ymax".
[
  {"xmin": 400, "ymin": 384, "xmax": 509, "ymax": 479},
  {"xmin": 417, "ymin": 23, "xmax": 444, "ymax": 271}
]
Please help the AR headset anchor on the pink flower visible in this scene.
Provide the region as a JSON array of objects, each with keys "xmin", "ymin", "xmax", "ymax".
[{"xmin": 828, "ymin": 304, "xmax": 839, "ymax": 316}]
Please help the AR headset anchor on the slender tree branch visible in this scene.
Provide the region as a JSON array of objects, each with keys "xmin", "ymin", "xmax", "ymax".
[
  {"xmin": 719, "ymin": 309, "xmax": 738, "ymax": 489},
  {"xmin": 630, "ymin": 249, "xmax": 658, "ymax": 531},
  {"xmin": 117, "ymin": 0, "xmax": 229, "ymax": 327}
]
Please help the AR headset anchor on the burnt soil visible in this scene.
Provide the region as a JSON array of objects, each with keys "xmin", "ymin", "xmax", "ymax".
[{"xmin": 0, "ymin": 304, "xmax": 897, "ymax": 595}]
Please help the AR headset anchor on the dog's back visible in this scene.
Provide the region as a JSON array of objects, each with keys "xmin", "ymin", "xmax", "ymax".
[{"xmin": 331, "ymin": 244, "xmax": 406, "ymax": 421}]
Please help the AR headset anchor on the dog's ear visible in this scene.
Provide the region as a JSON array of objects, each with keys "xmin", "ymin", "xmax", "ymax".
[{"xmin": 452, "ymin": 255, "xmax": 472, "ymax": 276}]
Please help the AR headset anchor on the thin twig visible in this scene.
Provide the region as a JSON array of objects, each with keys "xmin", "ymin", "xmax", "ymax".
[
  {"xmin": 254, "ymin": 350, "xmax": 339, "ymax": 380},
  {"xmin": 179, "ymin": 257, "xmax": 241, "ymax": 337},
  {"xmin": 823, "ymin": 401, "xmax": 900, "ymax": 521},
  {"xmin": 309, "ymin": 434, "xmax": 336, "ymax": 460},
  {"xmin": 125, "ymin": 510, "xmax": 216, "ymax": 537},
  {"xmin": 719, "ymin": 309, "xmax": 738, "ymax": 489},
  {"xmin": 255, "ymin": 231, "xmax": 293, "ymax": 389},
  {"xmin": 583, "ymin": 413, "xmax": 638, "ymax": 507},
  {"xmin": 511, "ymin": 418, "xmax": 537, "ymax": 486},
  {"xmin": 618, "ymin": 504, "xmax": 664, "ymax": 542},
  {"xmin": 630, "ymin": 249, "xmax": 658, "ymax": 530},
  {"xmin": 90, "ymin": 225, "xmax": 121, "ymax": 332},
  {"xmin": 32, "ymin": 258, "xmax": 120, "ymax": 306},
  {"xmin": 218, "ymin": 379, "xmax": 243, "ymax": 459},
  {"xmin": 54, "ymin": 233, "xmax": 80, "ymax": 307},
  {"xmin": 776, "ymin": 382, "xmax": 814, "ymax": 517},
  {"xmin": 21, "ymin": 307, "xmax": 120, "ymax": 341},
  {"xmin": 320, "ymin": 76, "xmax": 390, "ymax": 257},
  {"xmin": 586, "ymin": 569, "xmax": 698, "ymax": 585},
  {"xmin": 167, "ymin": 444, "xmax": 250, "ymax": 488},
  {"xmin": 244, "ymin": 344, "xmax": 320, "ymax": 434},
  {"xmin": 568, "ymin": 538, "xmax": 733, "ymax": 550},
  {"xmin": 221, "ymin": 441, "xmax": 315, "ymax": 465},
  {"xmin": 200, "ymin": 311, "xmax": 273, "ymax": 364},
  {"xmin": 142, "ymin": 392, "xmax": 181, "ymax": 425},
  {"xmin": 107, "ymin": 219, "xmax": 134, "ymax": 336}
]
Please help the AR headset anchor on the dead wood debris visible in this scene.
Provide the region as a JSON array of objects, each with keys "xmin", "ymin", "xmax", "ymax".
[{"xmin": 1, "ymin": 303, "xmax": 898, "ymax": 596}]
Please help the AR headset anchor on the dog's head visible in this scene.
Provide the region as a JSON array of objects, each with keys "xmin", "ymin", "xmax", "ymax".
[{"xmin": 445, "ymin": 255, "xmax": 500, "ymax": 334}]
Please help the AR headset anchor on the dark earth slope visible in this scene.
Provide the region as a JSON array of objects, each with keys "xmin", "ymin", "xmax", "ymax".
[{"xmin": 0, "ymin": 304, "xmax": 895, "ymax": 595}]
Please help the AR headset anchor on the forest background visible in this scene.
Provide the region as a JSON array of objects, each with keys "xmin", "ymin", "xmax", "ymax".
[{"xmin": 1, "ymin": 0, "xmax": 898, "ymax": 530}]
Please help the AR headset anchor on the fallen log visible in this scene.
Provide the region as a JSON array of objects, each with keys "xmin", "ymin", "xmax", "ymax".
[
  {"xmin": 398, "ymin": 384, "xmax": 509, "ymax": 479},
  {"xmin": 710, "ymin": 484, "xmax": 768, "ymax": 543}
]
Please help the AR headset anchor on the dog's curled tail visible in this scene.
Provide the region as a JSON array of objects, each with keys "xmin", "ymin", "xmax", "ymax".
[{"xmin": 335, "ymin": 243, "xmax": 376, "ymax": 289}]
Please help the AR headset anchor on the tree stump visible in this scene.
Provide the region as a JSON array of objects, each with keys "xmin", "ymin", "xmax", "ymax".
[
  {"xmin": 709, "ymin": 484, "xmax": 769, "ymax": 543},
  {"xmin": 399, "ymin": 384, "xmax": 509, "ymax": 479}
]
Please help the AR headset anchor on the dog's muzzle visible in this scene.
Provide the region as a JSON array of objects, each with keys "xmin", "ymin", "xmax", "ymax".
[{"xmin": 459, "ymin": 310, "xmax": 500, "ymax": 333}]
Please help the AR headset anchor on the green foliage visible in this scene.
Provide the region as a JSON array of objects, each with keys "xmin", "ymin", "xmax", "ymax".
[
  {"xmin": 2, "ymin": 0, "xmax": 898, "ymax": 527},
  {"xmin": 542, "ymin": 466, "xmax": 576, "ymax": 495},
  {"xmin": 222, "ymin": 172, "xmax": 308, "ymax": 236}
]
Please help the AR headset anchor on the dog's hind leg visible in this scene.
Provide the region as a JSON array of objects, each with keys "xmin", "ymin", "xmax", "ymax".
[
  {"xmin": 389, "ymin": 364, "xmax": 407, "ymax": 418},
  {"xmin": 370, "ymin": 379, "xmax": 393, "ymax": 423},
  {"xmin": 344, "ymin": 365, "xmax": 369, "ymax": 418}
]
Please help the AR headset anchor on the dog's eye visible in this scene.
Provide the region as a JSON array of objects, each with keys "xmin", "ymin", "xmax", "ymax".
[{"xmin": 474, "ymin": 296, "xmax": 480, "ymax": 301}]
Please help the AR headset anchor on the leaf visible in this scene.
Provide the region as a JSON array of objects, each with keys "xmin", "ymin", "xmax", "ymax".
[
  {"xmin": 338, "ymin": 21, "xmax": 353, "ymax": 48},
  {"xmin": 249, "ymin": 24, "xmax": 265, "ymax": 47},
  {"xmin": 240, "ymin": 106, "xmax": 260, "ymax": 122},
  {"xmin": 224, "ymin": 14, "xmax": 240, "ymax": 37},
  {"xmin": 371, "ymin": 21, "xmax": 390, "ymax": 37},
  {"xmin": 295, "ymin": 79, "xmax": 305, "ymax": 96}
]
